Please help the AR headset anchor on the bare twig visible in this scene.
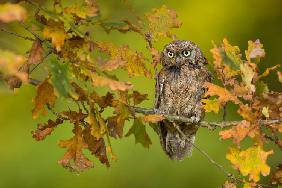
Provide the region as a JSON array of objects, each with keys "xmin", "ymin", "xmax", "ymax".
[
  {"xmin": 0, "ymin": 28, "xmax": 35, "ymax": 41},
  {"xmin": 19, "ymin": 22, "xmax": 44, "ymax": 42}
]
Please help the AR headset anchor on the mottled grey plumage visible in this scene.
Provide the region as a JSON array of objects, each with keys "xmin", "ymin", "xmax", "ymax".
[{"xmin": 154, "ymin": 40, "xmax": 211, "ymax": 160}]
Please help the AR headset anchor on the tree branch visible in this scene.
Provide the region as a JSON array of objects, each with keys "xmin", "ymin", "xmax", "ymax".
[
  {"xmin": 0, "ymin": 28, "xmax": 36, "ymax": 41},
  {"xmin": 131, "ymin": 106, "xmax": 282, "ymax": 129}
]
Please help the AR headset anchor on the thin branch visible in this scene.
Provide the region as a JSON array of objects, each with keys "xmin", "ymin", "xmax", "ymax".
[
  {"xmin": 19, "ymin": 22, "xmax": 44, "ymax": 42},
  {"xmin": 131, "ymin": 107, "xmax": 282, "ymax": 129},
  {"xmin": 0, "ymin": 28, "xmax": 36, "ymax": 41}
]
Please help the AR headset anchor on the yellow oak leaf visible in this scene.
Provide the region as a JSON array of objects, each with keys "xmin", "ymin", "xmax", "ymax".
[
  {"xmin": 144, "ymin": 5, "xmax": 182, "ymax": 39},
  {"xmin": 32, "ymin": 79, "xmax": 57, "ymax": 119},
  {"xmin": 202, "ymin": 98, "xmax": 220, "ymax": 113},
  {"xmin": 96, "ymin": 41, "xmax": 151, "ymax": 77},
  {"xmin": 226, "ymin": 146, "xmax": 273, "ymax": 182},
  {"xmin": 43, "ymin": 20, "xmax": 66, "ymax": 52},
  {"xmin": 64, "ymin": 0, "xmax": 99, "ymax": 19},
  {"xmin": 240, "ymin": 63, "xmax": 256, "ymax": 93},
  {"xmin": 92, "ymin": 74, "xmax": 133, "ymax": 91},
  {"xmin": 0, "ymin": 3, "xmax": 26, "ymax": 23}
]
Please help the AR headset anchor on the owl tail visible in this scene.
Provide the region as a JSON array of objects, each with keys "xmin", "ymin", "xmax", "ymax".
[{"xmin": 158, "ymin": 120, "xmax": 198, "ymax": 160}]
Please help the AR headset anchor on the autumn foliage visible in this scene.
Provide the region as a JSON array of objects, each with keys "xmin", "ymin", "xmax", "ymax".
[{"xmin": 0, "ymin": 1, "xmax": 281, "ymax": 187}]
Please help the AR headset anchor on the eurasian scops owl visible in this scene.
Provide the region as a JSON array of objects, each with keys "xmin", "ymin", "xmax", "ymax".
[{"xmin": 154, "ymin": 40, "xmax": 211, "ymax": 160}]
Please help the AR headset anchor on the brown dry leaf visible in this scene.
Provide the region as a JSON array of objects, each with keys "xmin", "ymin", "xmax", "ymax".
[
  {"xmin": 143, "ymin": 114, "xmax": 165, "ymax": 123},
  {"xmin": 43, "ymin": 20, "xmax": 66, "ymax": 52},
  {"xmin": 130, "ymin": 91, "xmax": 148, "ymax": 105},
  {"xmin": 92, "ymin": 74, "xmax": 133, "ymax": 91},
  {"xmin": 144, "ymin": 5, "xmax": 182, "ymax": 39},
  {"xmin": 255, "ymin": 92, "xmax": 282, "ymax": 119},
  {"xmin": 203, "ymin": 82, "xmax": 240, "ymax": 104},
  {"xmin": 82, "ymin": 126, "xmax": 109, "ymax": 167},
  {"xmin": 71, "ymin": 82, "xmax": 88, "ymax": 101},
  {"xmin": 32, "ymin": 79, "xmax": 57, "ymax": 119},
  {"xmin": 96, "ymin": 41, "xmax": 151, "ymax": 77},
  {"xmin": 271, "ymin": 164, "xmax": 282, "ymax": 185},
  {"xmin": 28, "ymin": 40, "xmax": 44, "ymax": 65},
  {"xmin": 32, "ymin": 118, "xmax": 64, "ymax": 141},
  {"xmin": 58, "ymin": 125, "xmax": 94, "ymax": 172},
  {"xmin": 61, "ymin": 111, "xmax": 88, "ymax": 125},
  {"xmin": 0, "ymin": 3, "xmax": 26, "ymax": 23},
  {"xmin": 219, "ymin": 120, "xmax": 255, "ymax": 144},
  {"xmin": 91, "ymin": 91, "xmax": 113, "ymax": 109},
  {"xmin": 107, "ymin": 101, "xmax": 131, "ymax": 138},
  {"xmin": 245, "ymin": 39, "xmax": 265, "ymax": 63},
  {"xmin": 226, "ymin": 146, "xmax": 273, "ymax": 182}
]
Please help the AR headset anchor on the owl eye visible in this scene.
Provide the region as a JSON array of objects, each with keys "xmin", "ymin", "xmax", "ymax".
[
  {"xmin": 167, "ymin": 51, "xmax": 174, "ymax": 58},
  {"xmin": 183, "ymin": 50, "xmax": 191, "ymax": 57}
]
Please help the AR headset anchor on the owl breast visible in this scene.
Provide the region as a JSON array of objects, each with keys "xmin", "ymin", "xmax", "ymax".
[{"xmin": 156, "ymin": 65, "xmax": 207, "ymax": 119}]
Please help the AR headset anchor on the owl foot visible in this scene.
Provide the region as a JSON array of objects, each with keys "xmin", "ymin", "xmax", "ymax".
[{"xmin": 190, "ymin": 116, "xmax": 201, "ymax": 124}]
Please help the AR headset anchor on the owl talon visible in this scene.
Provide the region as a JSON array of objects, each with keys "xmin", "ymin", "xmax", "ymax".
[{"xmin": 190, "ymin": 116, "xmax": 201, "ymax": 124}]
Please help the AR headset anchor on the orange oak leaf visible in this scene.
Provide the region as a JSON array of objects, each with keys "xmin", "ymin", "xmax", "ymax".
[
  {"xmin": 203, "ymin": 82, "xmax": 240, "ymax": 104},
  {"xmin": 0, "ymin": 3, "xmax": 27, "ymax": 23},
  {"xmin": 226, "ymin": 146, "xmax": 273, "ymax": 182},
  {"xmin": 28, "ymin": 40, "xmax": 44, "ymax": 65},
  {"xmin": 92, "ymin": 74, "xmax": 133, "ymax": 91},
  {"xmin": 58, "ymin": 125, "xmax": 94, "ymax": 172},
  {"xmin": 143, "ymin": 114, "xmax": 165, "ymax": 123},
  {"xmin": 219, "ymin": 120, "xmax": 256, "ymax": 145},
  {"xmin": 32, "ymin": 79, "xmax": 57, "ymax": 119}
]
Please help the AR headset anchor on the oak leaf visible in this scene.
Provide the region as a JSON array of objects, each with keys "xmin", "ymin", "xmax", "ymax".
[
  {"xmin": 245, "ymin": 40, "xmax": 265, "ymax": 63},
  {"xmin": 32, "ymin": 118, "xmax": 64, "ymax": 141},
  {"xmin": 58, "ymin": 126, "xmax": 94, "ymax": 172},
  {"xmin": 82, "ymin": 126, "xmax": 109, "ymax": 167},
  {"xmin": 125, "ymin": 118, "xmax": 152, "ymax": 148},
  {"xmin": 202, "ymin": 98, "xmax": 220, "ymax": 113},
  {"xmin": 130, "ymin": 91, "xmax": 148, "ymax": 105},
  {"xmin": 43, "ymin": 20, "xmax": 66, "ymax": 51},
  {"xmin": 92, "ymin": 74, "xmax": 133, "ymax": 91},
  {"xmin": 219, "ymin": 120, "xmax": 256, "ymax": 144},
  {"xmin": 226, "ymin": 146, "xmax": 273, "ymax": 182},
  {"xmin": 277, "ymin": 71, "xmax": 282, "ymax": 83},
  {"xmin": 203, "ymin": 82, "xmax": 240, "ymax": 104},
  {"xmin": 64, "ymin": 0, "xmax": 99, "ymax": 19},
  {"xmin": 143, "ymin": 114, "xmax": 165, "ymax": 123},
  {"xmin": 240, "ymin": 63, "xmax": 256, "ymax": 93},
  {"xmin": 0, "ymin": 3, "xmax": 26, "ymax": 23},
  {"xmin": 144, "ymin": 5, "xmax": 182, "ymax": 39},
  {"xmin": 28, "ymin": 40, "xmax": 44, "ymax": 65},
  {"xmin": 32, "ymin": 79, "xmax": 57, "ymax": 119}
]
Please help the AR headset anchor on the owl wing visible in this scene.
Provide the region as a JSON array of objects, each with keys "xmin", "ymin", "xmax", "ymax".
[{"xmin": 154, "ymin": 70, "xmax": 165, "ymax": 110}]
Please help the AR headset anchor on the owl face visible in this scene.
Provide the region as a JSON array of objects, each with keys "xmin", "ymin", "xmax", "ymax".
[{"xmin": 162, "ymin": 40, "xmax": 206, "ymax": 68}]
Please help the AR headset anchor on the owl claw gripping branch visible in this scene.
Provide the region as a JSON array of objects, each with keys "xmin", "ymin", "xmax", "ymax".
[{"xmin": 154, "ymin": 40, "xmax": 212, "ymax": 160}]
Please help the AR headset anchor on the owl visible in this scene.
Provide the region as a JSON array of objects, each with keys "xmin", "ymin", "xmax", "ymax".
[{"xmin": 154, "ymin": 40, "xmax": 211, "ymax": 160}]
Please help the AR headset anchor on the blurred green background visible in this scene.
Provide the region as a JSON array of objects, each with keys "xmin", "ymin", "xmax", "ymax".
[{"xmin": 0, "ymin": 0, "xmax": 282, "ymax": 187}]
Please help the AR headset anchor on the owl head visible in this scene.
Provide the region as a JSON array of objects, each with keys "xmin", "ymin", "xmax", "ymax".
[{"xmin": 161, "ymin": 40, "xmax": 207, "ymax": 68}]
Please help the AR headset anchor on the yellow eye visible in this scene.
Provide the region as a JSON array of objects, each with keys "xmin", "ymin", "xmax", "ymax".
[
  {"xmin": 167, "ymin": 51, "xmax": 174, "ymax": 58},
  {"xmin": 183, "ymin": 50, "xmax": 191, "ymax": 57}
]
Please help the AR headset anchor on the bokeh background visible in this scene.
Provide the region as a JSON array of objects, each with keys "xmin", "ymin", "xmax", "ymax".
[{"xmin": 0, "ymin": 0, "xmax": 282, "ymax": 187}]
